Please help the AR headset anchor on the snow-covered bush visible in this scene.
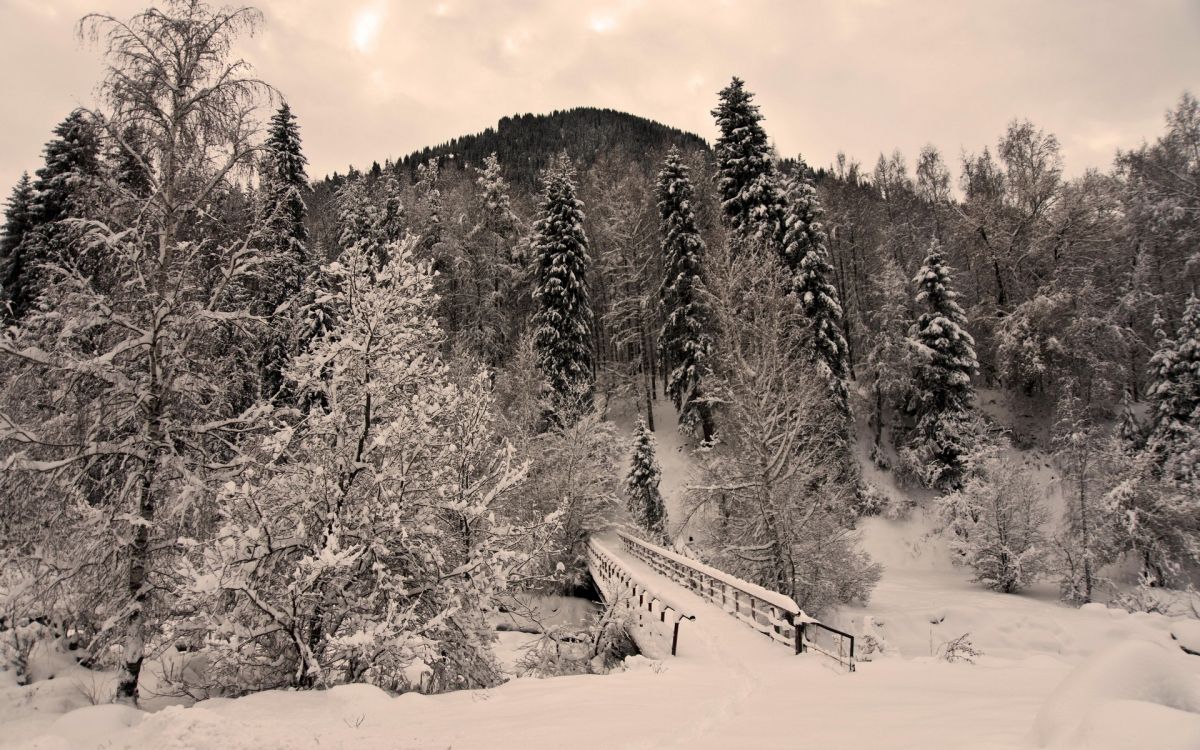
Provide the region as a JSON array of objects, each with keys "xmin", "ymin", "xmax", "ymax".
[
  {"xmin": 940, "ymin": 445, "xmax": 1051, "ymax": 593},
  {"xmin": 937, "ymin": 633, "xmax": 981, "ymax": 664}
]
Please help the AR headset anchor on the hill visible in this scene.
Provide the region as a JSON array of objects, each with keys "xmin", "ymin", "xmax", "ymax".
[{"xmin": 393, "ymin": 107, "xmax": 709, "ymax": 188}]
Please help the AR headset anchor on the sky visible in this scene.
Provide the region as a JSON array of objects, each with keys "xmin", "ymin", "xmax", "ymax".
[{"xmin": 1, "ymin": 0, "xmax": 1199, "ymax": 194}]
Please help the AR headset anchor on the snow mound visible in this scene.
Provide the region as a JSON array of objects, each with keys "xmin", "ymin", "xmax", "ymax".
[
  {"xmin": 1171, "ymin": 620, "xmax": 1200, "ymax": 656},
  {"xmin": 1033, "ymin": 640, "xmax": 1200, "ymax": 748},
  {"xmin": 20, "ymin": 704, "xmax": 144, "ymax": 750}
]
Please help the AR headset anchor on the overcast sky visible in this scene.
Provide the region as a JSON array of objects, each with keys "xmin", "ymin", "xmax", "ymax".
[{"xmin": 2, "ymin": 0, "xmax": 1199, "ymax": 194}]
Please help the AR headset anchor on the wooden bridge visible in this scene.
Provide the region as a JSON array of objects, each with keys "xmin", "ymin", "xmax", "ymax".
[{"xmin": 587, "ymin": 529, "xmax": 856, "ymax": 670}]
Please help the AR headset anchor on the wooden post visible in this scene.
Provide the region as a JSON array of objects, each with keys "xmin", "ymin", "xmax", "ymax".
[{"xmin": 671, "ymin": 619, "xmax": 681, "ymax": 656}]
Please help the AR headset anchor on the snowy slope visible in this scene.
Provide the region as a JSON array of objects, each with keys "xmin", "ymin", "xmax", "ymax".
[{"xmin": 5, "ymin": 396, "xmax": 1200, "ymax": 749}]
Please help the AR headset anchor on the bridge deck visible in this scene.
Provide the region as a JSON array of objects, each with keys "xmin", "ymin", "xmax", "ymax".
[
  {"xmin": 589, "ymin": 531, "xmax": 856, "ymax": 669},
  {"xmin": 589, "ymin": 532, "xmax": 800, "ymax": 664}
]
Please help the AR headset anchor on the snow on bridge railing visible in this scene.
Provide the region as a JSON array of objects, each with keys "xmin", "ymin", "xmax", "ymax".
[
  {"xmin": 587, "ymin": 538, "xmax": 695, "ymax": 657},
  {"xmin": 614, "ymin": 530, "xmax": 856, "ymax": 672}
]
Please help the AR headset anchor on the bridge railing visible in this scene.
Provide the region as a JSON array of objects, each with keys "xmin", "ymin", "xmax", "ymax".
[
  {"xmin": 587, "ymin": 538, "xmax": 695, "ymax": 656},
  {"xmin": 614, "ymin": 530, "xmax": 855, "ymax": 672}
]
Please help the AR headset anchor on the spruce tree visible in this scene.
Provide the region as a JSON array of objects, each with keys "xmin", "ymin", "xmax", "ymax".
[
  {"xmin": 626, "ymin": 418, "xmax": 667, "ymax": 540},
  {"xmin": 260, "ymin": 102, "xmax": 309, "ymax": 310},
  {"xmin": 656, "ymin": 147, "xmax": 715, "ymax": 440},
  {"xmin": 0, "ymin": 174, "xmax": 35, "ymax": 321},
  {"xmin": 1147, "ymin": 294, "xmax": 1200, "ymax": 483},
  {"xmin": 14, "ymin": 111, "xmax": 102, "ymax": 318},
  {"xmin": 255, "ymin": 103, "xmax": 311, "ymax": 401},
  {"xmin": 467, "ymin": 153, "xmax": 521, "ymax": 365},
  {"xmin": 711, "ymin": 77, "xmax": 787, "ymax": 247},
  {"xmin": 908, "ymin": 239, "xmax": 978, "ymax": 490},
  {"xmin": 781, "ymin": 176, "xmax": 851, "ymax": 415},
  {"xmin": 380, "ymin": 173, "xmax": 406, "ymax": 244},
  {"xmin": 531, "ymin": 154, "xmax": 594, "ymax": 416}
]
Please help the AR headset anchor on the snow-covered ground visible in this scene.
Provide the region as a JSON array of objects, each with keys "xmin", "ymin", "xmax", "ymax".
[{"xmin": 4, "ymin": 399, "xmax": 1200, "ymax": 749}]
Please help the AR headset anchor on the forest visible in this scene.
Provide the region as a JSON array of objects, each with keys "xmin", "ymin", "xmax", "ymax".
[{"xmin": 0, "ymin": 0, "xmax": 1197, "ymax": 712}]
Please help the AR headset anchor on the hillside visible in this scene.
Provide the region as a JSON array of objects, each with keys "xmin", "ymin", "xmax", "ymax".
[{"xmin": 393, "ymin": 107, "xmax": 710, "ymax": 188}]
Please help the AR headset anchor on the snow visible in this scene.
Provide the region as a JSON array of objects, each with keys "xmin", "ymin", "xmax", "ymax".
[
  {"xmin": 5, "ymin": 396, "xmax": 1200, "ymax": 749},
  {"xmin": 1172, "ymin": 620, "xmax": 1200, "ymax": 656},
  {"xmin": 1033, "ymin": 640, "xmax": 1200, "ymax": 748}
]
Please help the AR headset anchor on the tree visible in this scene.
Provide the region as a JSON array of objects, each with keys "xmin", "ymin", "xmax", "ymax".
[
  {"xmin": 0, "ymin": 0, "xmax": 272, "ymax": 704},
  {"xmin": 531, "ymin": 154, "xmax": 594, "ymax": 416},
  {"xmin": 183, "ymin": 239, "xmax": 529, "ymax": 694},
  {"xmin": 940, "ymin": 445, "xmax": 1051, "ymax": 593},
  {"xmin": 781, "ymin": 176, "xmax": 852, "ymax": 415},
  {"xmin": 656, "ymin": 147, "xmax": 715, "ymax": 440},
  {"xmin": 0, "ymin": 174, "xmax": 35, "ymax": 320},
  {"xmin": 710, "ymin": 77, "xmax": 787, "ymax": 248},
  {"xmin": 1146, "ymin": 294, "xmax": 1200, "ymax": 483},
  {"xmin": 1053, "ymin": 387, "xmax": 1120, "ymax": 603},
  {"xmin": 864, "ymin": 259, "xmax": 914, "ymax": 465},
  {"xmin": 907, "ymin": 240, "xmax": 979, "ymax": 490},
  {"xmin": 1104, "ymin": 294, "xmax": 1200, "ymax": 587},
  {"xmin": 257, "ymin": 101, "xmax": 310, "ymax": 400},
  {"xmin": 625, "ymin": 419, "xmax": 666, "ymax": 541},
  {"xmin": 464, "ymin": 153, "xmax": 523, "ymax": 366},
  {"xmin": 689, "ymin": 244, "xmax": 880, "ymax": 614},
  {"xmin": 9, "ymin": 111, "xmax": 102, "ymax": 319}
]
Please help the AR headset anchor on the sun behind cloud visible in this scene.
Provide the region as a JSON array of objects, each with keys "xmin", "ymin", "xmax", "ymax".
[{"xmin": 352, "ymin": 3, "xmax": 384, "ymax": 53}]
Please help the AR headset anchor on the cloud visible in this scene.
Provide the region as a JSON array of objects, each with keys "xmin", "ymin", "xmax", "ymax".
[{"xmin": 1, "ymin": 0, "xmax": 1198, "ymax": 193}]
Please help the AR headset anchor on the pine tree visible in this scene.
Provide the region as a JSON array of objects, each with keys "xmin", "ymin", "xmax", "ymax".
[
  {"xmin": 531, "ymin": 154, "xmax": 594, "ymax": 416},
  {"xmin": 258, "ymin": 102, "xmax": 310, "ymax": 400},
  {"xmin": 781, "ymin": 176, "xmax": 851, "ymax": 414},
  {"xmin": 626, "ymin": 419, "xmax": 667, "ymax": 540},
  {"xmin": 13, "ymin": 110, "xmax": 102, "ymax": 318},
  {"xmin": 465, "ymin": 153, "xmax": 522, "ymax": 365},
  {"xmin": 711, "ymin": 77, "xmax": 787, "ymax": 247},
  {"xmin": 260, "ymin": 102, "xmax": 309, "ymax": 308},
  {"xmin": 908, "ymin": 239, "xmax": 979, "ymax": 490},
  {"xmin": 379, "ymin": 173, "xmax": 406, "ymax": 244},
  {"xmin": 656, "ymin": 147, "xmax": 715, "ymax": 440},
  {"xmin": 1146, "ymin": 294, "xmax": 1200, "ymax": 483},
  {"xmin": 335, "ymin": 175, "xmax": 381, "ymax": 259},
  {"xmin": 0, "ymin": 174, "xmax": 35, "ymax": 321}
]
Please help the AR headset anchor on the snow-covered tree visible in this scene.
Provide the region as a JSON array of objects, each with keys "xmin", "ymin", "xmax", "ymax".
[
  {"xmin": 464, "ymin": 153, "xmax": 523, "ymax": 365},
  {"xmin": 531, "ymin": 154, "xmax": 594, "ymax": 417},
  {"xmin": 710, "ymin": 77, "xmax": 787, "ymax": 248},
  {"xmin": 259, "ymin": 103, "xmax": 309, "ymax": 304},
  {"xmin": 907, "ymin": 240, "xmax": 979, "ymax": 490},
  {"xmin": 0, "ymin": 2, "xmax": 273, "ymax": 704},
  {"xmin": 940, "ymin": 445, "xmax": 1051, "ymax": 593},
  {"xmin": 379, "ymin": 172, "xmax": 407, "ymax": 244},
  {"xmin": 864, "ymin": 258, "xmax": 915, "ymax": 465},
  {"xmin": 524, "ymin": 408, "xmax": 622, "ymax": 590},
  {"xmin": 781, "ymin": 176, "xmax": 851, "ymax": 415},
  {"xmin": 1102, "ymin": 295, "xmax": 1200, "ymax": 587},
  {"xmin": 182, "ymin": 238, "xmax": 530, "ymax": 694},
  {"xmin": 1146, "ymin": 294, "xmax": 1200, "ymax": 483},
  {"xmin": 656, "ymin": 147, "xmax": 715, "ymax": 440},
  {"xmin": 256, "ymin": 102, "xmax": 310, "ymax": 400},
  {"xmin": 335, "ymin": 176, "xmax": 382, "ymax": 259},
  {"xmin": 625, "ymin": 419, "xmax": 667, "ymax": 541},
  {"xmin": 1052, "ymin": 388, "xmax": 1120, "ymax": 603},
  {"xmin": 1105, "ymin": 445, "xmax": 1200, "ymax": 588},
  {"xmin": 8, "ymin": 111, "xmax": 102, "ymax": 319},
  {"xmin": 0, "ymin": 173, "xmax": 35, "ymax": 321},
  {"xmin": 689, "ymin": 245, "xmax": 880, "ymax": 614}
]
